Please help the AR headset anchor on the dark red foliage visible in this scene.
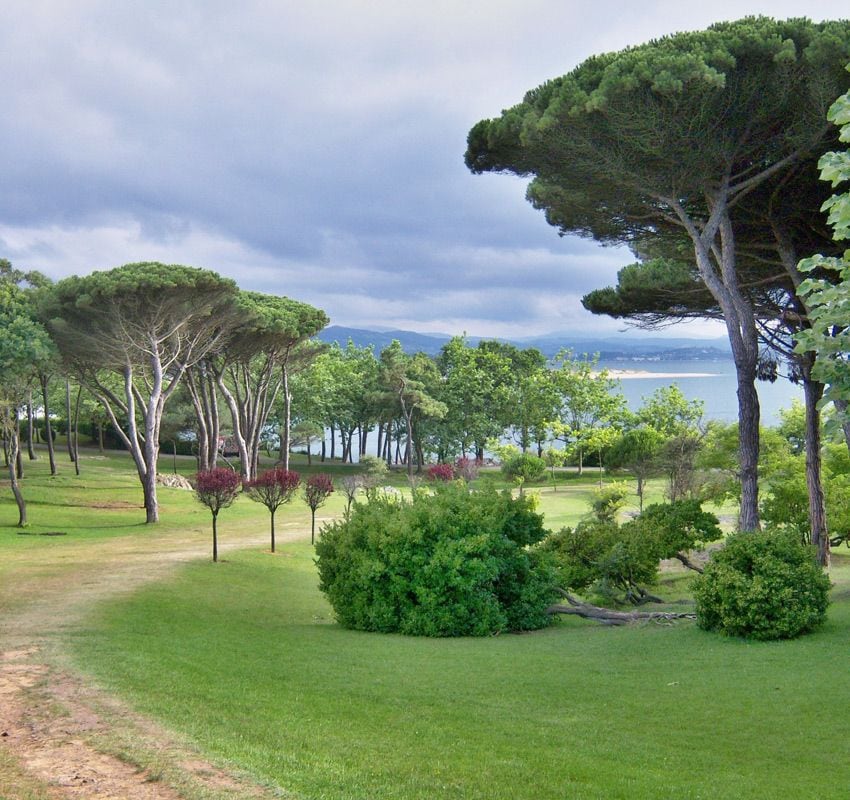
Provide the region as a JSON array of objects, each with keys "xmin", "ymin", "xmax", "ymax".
[
  {"xmin": 304, "ymin": 473, "xmax": 334, "ymax": 511},
  {"xmin": 245, "ymin": 468, "xmax": 301, "ymax": 511},
  {"xmin": 195, "ymin": 467, "xmax": 241, "ymax": 513},
  {"xmin": 426, "ymin": 463, "xmax": 455, "ymax": 482}
]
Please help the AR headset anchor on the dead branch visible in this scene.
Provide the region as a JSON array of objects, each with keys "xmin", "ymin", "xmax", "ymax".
[{"xmin": 547, "ymin": 592, "xmax": 696, "ymax": 626}]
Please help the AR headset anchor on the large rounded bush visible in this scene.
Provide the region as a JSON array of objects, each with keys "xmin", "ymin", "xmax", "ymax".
[
  {"xmin": 693, "ymin": 530, "xmax": 830, "ymax": 640},
  {"xmin": 315, "ymin": 484, "xmax": 558, "ymax": 636}
]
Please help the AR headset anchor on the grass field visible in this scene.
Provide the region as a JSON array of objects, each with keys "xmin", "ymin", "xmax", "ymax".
[{"xmin": 3, "ymin": 449, "xmax": 848, "ymax": 799}]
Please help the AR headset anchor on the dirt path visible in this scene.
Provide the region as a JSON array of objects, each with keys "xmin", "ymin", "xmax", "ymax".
[{"xmin": 0, "ymin": 520, "xmax": 308, "ymax": 800}]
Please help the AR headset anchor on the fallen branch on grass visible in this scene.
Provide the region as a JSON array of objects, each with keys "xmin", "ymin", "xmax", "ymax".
[{"xmin": 546, "ymin": 592, "xmax": 697, "ymax": 626}]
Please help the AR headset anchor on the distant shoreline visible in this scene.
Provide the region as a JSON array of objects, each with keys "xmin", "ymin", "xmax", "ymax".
[{"xmin": 598, "ymin": 369, "xmax": 721, "ymax": 380}]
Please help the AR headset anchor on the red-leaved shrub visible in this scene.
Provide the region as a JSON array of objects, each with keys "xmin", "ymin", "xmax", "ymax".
[
  {"xmin": 426, "ymin": 463, "xmax": 455, "ymax": 482},
  {"xmin": 245, "ymin": 468, "xmax": 301, "ymax": 552},
  {"xmin": 195, "ymin": 468, "xmax": 241, "ymax": 562}
]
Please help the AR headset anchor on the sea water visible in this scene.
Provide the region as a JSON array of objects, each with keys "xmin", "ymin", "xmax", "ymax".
[{"xmin": 603, "ymin": 359, "xmax": 802, "ymax": 426}]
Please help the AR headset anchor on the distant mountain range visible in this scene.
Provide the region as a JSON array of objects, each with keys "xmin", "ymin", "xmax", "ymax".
[{"xmin": 316, "ymin": 325, "xmax": 732, "ymax": 362}]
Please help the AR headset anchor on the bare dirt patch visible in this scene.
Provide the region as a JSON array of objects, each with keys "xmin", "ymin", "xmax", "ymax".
[{"xmin": 0, "ymin": 524, "xmax": 301, "ymax": 799}]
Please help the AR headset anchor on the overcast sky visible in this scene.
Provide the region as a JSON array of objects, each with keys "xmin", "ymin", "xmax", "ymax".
[{"xmin": 1, "ymin": 2, "xmax": 846, "ymax": 339}]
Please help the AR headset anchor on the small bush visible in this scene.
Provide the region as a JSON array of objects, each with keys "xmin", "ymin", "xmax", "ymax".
[
  {"xmin": 426, "ymin": 463, "xmax": 455, "ymax": 482},
  {"xmin": 693, "ymin": 530, "xmax": 831, "ymax": 640},
  {"xmin": 359, "ymin": 454, "xmax": 388, "ymax": 482},
  {"xmin": 501, "ymin": 453, "xmax": 546, "ymax": 486},
  {"xmin": 589, "ymin": 482, "xmax": 629, "ymax": 523},
  {"xmin": 316, "ymin": 483, "xmax": 558, "ymax": 636}
]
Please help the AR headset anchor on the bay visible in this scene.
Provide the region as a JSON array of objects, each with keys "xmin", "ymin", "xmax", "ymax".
[{"xmin": 600, "ymin": 359, "xmax": 802, "ymax": 426}]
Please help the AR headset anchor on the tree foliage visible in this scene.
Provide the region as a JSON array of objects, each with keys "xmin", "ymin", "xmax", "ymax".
[
  {"xmin": 44, "ymin": 262, "xmax": 238, "ymax": 523},
  {"xmin": 796, "ymin": 69, "xmax": 850, "ymax": 413}
]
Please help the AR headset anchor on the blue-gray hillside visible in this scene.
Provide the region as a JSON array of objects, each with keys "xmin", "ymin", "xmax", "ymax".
[{"xmin": 316, "ymin": 326, "xmax": 732, "ymax": 361}]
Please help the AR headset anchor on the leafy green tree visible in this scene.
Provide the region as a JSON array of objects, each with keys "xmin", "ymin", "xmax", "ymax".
[
  {"xmin": 548, "ymin": 352, "xmax": 625, "ymax": 475},
  {"xmin": 501, "ymin": 452, "xmax": 546, "ymax": 495},
  {"xmin": 295, "ymin": 341, "xmax": 379, "ymax": 464},
  {"xmin": 430, "ymin": 336, "xmax": 508, "ymax": 460},
  {"xmin": 467, "ymin": 18, "xmax": 850, "ymax": 532},
  {"xmin": 378, "ymin": 341, "xmax": 446, "ymax": 476},
  {"xmin": 607, "ymin": 427, "xmax": 664, "ymax": 511},
  {"xmin": 796, "ymin": 70, "xmax": 850, "ymax": 436},
  {"xmin": 637, "ymin": 386, "xmax": 705, "ymax": 501},
  {"xmin": 0, "ymin": 263, "xmax": 54, "ymax": 525},
  {"xmin": 44, "ymin": 263, "xmax": 238, "ymax": 523}
]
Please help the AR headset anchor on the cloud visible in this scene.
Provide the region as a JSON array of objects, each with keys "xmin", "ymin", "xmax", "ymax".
[{"xmin": 0, "ymin": 1, "xmax": 835, "ymax": 339}]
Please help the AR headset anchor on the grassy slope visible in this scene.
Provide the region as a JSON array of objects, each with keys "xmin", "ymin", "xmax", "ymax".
[
  {"xmin": 71, "ymin": 550, "xmax": 850, "ymax": 799},
  {"xmin": 5, "ymin": 450, "xmax": 841, "ymax": 799}
]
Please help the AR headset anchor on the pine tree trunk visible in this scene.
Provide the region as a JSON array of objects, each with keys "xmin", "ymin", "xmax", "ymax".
[
  {"xmin": 15, "ymin": 418, "xmax": 24, "ymax": 480},
  {"xmin": 4, "ymin": 417, "xmax": 27, "ymax": 527},
  {"xmin": 40, "ymin": 374, "xmax": 57, "ymax": 476},
  {"xmin": 736, "ymin": 366, "xmax": 761, "ymax": 532},
  {"xmin": 65, "ymin": 379, "xmax": 75, "ymax": 462},
  {"xmin": 26, "ymin": 390, "xmax": 36, "ymax": 460},
  {"xmin": 803, "ymin": 376, "xmax": 829, "ymax": 566}
]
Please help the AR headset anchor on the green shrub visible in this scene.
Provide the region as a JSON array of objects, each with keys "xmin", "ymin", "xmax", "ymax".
[
  {"xmin": 501, "ymin": 453, "xmax": 546, "ymax": 486},
  {"xmin": 315, "ymin": 483, "xmax": 558, "ymax": 636},
  {"xmin": 634, "ymin": 500, "xmax": 723, "ymax": 557},
  {"xmin": 693, "ymin": 530, "xmax": 831, "ymax": 640},
  {"xmin": 589, "ymin": 482, "xmax": 629, "ymax": 523},
  {"xmin": 541, "ymin": 499, "xmax": 722, "ymax": 605}
]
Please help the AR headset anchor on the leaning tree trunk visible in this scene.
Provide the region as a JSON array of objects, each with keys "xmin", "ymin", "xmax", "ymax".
[
  {"xmin": 3, "ymin": 409, "xmax": 27, "ymax": 527},
  {"xmin": 26, "ymin": 389, "xmax": 36, "ymax": 460},
  {"xmin": 64, "ymin": 379, "xmax": 75, "ymax": 462},
  {"xmin": 674, "ymin": 200, "xmax": 761, "ymax": 531},
  {"xmin": 39, "ymin": 374, "xmax": 57, "ymax": 476},
  {"xmin": 281, "ymin": 363, "xmax": 292, "ymax": 471},
  {"xmin": 72, "ymin": 384, "xmax": 82, "ymax": 476}
]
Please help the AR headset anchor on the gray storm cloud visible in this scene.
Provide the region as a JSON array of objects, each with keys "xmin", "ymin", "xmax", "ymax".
[{"xmin": 1, "ymin": 1, "xmax": 840, "ymax": 337}]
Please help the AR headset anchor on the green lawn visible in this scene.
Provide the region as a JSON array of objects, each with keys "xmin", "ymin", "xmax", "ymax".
[
  {"xmin": 71, "ymin": 544, "xmax": 850, "ymax": 800},
  {"xmin": 5, "ymin": 449, "xmax": 842, "ymax": 798}
]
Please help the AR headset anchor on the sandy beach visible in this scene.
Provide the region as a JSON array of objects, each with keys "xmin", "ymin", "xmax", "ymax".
[{"xmin": 597, "ymin": 369, "xmax": 721, "ymax": 379}]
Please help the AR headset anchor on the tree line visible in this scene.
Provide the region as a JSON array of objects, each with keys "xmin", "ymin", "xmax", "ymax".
[{"xmin": 0, "ymin": 261, "xmax": 327, "ymax": 524}]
